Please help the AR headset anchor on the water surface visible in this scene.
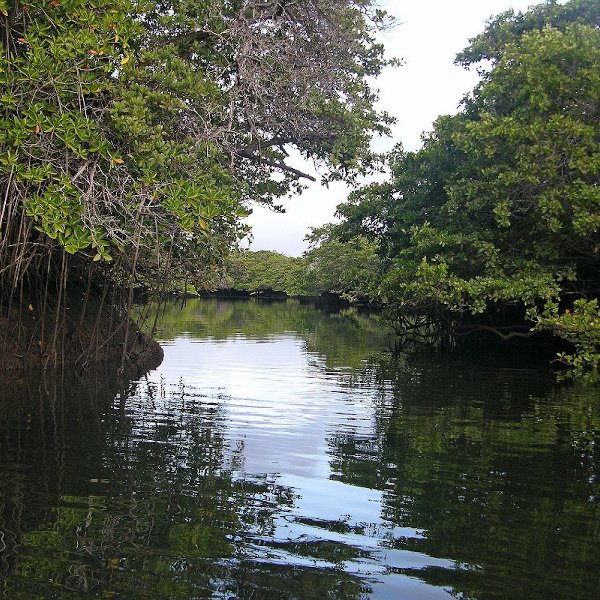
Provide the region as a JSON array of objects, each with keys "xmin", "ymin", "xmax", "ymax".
[{"xmin": 1, "ymin": 299, "xmax": 599, "ymax": 599}]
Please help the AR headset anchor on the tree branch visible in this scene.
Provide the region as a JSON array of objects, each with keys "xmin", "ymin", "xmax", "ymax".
[
  {"xmin": 237, "ymin": 136, "xmax": 296, "ymax": 156},
  {"xmin": 458, "ymin": 324, "xmax": 537, "ymax": 341},
  {"xmin": 237, "ymin": 149, "xmax": 316, "ymax": 181}
]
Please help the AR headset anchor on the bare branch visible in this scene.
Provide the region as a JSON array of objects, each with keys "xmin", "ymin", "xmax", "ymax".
[
  {"xmin": 237, "ymin": 149, "xmax": 316, "ymax": 181},
  {"xmin": 458, "ymin": 324, "xmax": 537, "ymax": 341}
]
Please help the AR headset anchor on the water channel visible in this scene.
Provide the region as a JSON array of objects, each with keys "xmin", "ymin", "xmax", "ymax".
[{"xmin": 1, "ymin": 299, "xmax": 599, "ymax": 599}]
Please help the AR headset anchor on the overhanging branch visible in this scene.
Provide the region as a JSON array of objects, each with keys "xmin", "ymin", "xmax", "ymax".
[
  {"xmin": 237, "ymin": 149, "xmax": 316, "ymax": 181},
  {"xmin": 458, "ymin": 324, "xmax": 537, "ymax": 341}
]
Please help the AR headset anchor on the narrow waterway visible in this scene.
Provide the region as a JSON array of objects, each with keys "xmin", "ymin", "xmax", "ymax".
[{"xmin": 1, "ymin": 299, "xmax": 599, "ymax": 599}]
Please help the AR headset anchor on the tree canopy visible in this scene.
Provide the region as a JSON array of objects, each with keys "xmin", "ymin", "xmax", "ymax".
[
  {"xmin": 0, "ymin": 0, "xmax": 393, "ymax": 367},
  {"xmin": 337, "ymin": 0, "xmax": 600, "ymax": 379},
  {"xmin": 225, "ymin": 249, "xmax": 303, "ymax": 294},
  {"xmin": 300, "ymin": 225, "xmax": 381, "ymax": 301},
  {"xmin": 222, "ymin": 228, "xmax": 381, "ymax": 302}
]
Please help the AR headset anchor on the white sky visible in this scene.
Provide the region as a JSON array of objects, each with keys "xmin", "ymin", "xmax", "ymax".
[{"xmin": 245, "ymin": 0, "xmax": 537, "ymax": 257}]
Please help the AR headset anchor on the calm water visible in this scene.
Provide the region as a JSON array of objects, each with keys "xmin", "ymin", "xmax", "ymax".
[{"xmin": 1, "ymin": 299, "xmax": 599, "ymax": 599}]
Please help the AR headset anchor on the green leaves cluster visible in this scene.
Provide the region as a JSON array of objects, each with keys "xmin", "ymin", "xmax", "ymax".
[
  {"xmin": 534, "ymin": 299, "xmax": 600, "ymax": 382},
  {"xmin": 225, "ymin": 250, "xmax": 305, "ymax": 295},
  {"xmin": 337, "ymin": 0, "xmax": 600, "ymax": 379},
  {"xmin": 300, "ymin": 225, "xmax": 381, "ymax": 302},
  {"xmin": 1, "ymin": 0, "xmax": 392, "ymax": 303},
  {"xmin": 223, "ymin": 229, "xmax": 381, "ymax": 304},
  {"xmin": 1, "ymin": 0, "xmax": 136, "ymax": 258}
]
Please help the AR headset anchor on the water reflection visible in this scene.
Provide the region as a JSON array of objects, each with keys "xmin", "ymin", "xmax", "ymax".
[{"xmin": 0, "ymin": 299, "xmax": 599, "ymax": 599}]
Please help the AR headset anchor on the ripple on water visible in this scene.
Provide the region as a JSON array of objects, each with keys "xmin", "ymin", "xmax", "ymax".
[{"xmin": 1, "ymin": 300, "xmax": 599, "ymax": 600}]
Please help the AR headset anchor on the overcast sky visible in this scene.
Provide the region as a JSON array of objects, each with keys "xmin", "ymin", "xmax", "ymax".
[{"xmin": 245, "ymin": 0, "xmax": 537, "ymax": 257}]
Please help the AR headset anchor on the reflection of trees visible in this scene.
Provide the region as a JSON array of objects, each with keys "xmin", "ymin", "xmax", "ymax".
[
  {"xmin": 0, "ymin": 369, "xmax": 122, "ymax": 582},
  {"xmin": 328, "ymin": 354, "xmax": 600, "ymax": 600},
  {"xmin": 144, "ymin": 298, "xmax": 391, "ymax": 370},
  {"xmin": 0, "ymin": 369, "xmax": 367, "ymax": 600},
  {"xmin": 5, "ymin": 301, "xmax": 598, "ymax": 600}
]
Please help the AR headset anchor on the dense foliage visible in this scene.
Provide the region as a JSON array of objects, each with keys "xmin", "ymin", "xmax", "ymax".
[
  {"xmin": 336, "ymin": 0, "xmax": 600, "ymax": 379},
  {"xmin": 0, "ymin": 0, "xmax": 392, "ymax": 366},
  {"xmin": 223, "ymin": 229, "xmax": 381, "ymax": 302},
  {"xmin": 225, "ymin": 250, "xmax": 304, "ymax": 294},
  {"xmin": 300, "ymin": 225, "xmax": 381, "ymax": 301}
]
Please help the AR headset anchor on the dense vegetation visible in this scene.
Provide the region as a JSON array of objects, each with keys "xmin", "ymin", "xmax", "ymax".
[
  {"xmin": 2, "ymin": 0, "xmax": 599, "ymax": 380},
  {"xmin": 222, "ymin": 1, "xmax": 600, "ymax": 382},
  {"xmin": 224, "ymin": 250, "xmax": 305, "ymax": 295},
  {"xmin": 324, "ymin": 0, "xmax": 600, "ymax": 380},
  {"xmin": 223, "ymin": 230, "xmax": 380, "ymax": 301},
  {"xmin": 0, "ymin": 0, "xmax": 392, "ymax": 368}
]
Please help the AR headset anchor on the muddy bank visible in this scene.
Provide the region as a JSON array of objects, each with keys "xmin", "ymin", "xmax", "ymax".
[{"xmin": 0, "ymin": 294, "xmax": 163, "ymax": 374}]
